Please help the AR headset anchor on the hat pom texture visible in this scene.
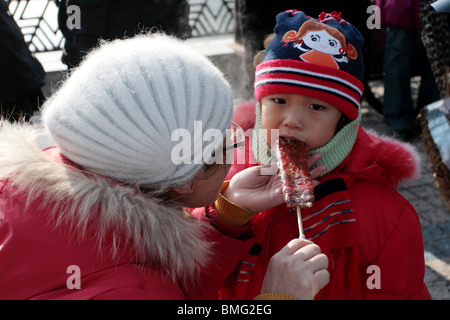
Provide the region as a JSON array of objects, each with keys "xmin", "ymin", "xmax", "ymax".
[
  {"xmin": 43, "ymin": 35, "xmax": 233, "ymax": 188},
  {"xmin": 255, "ymin": 10, "xmax": 365, "ymax": 120}
]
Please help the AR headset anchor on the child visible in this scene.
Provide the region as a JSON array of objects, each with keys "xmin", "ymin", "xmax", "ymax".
[
  {"xmin": 220, "ymin": 10, "xmax": 430, "ymax": 299},
  {"xmin": 0, "ymin": 34, "xmax": 329, "ymax": 300}
]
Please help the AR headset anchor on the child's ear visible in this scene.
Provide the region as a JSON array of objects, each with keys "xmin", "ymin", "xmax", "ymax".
[{"xmin": 172, "ymin": 182, "xmax": 195, "ymax": 195}]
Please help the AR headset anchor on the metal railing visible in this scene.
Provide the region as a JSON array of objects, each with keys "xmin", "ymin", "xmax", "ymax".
[
  {"xmin": 189, "ymin": 0, "xmax": 235, "ymax": 37},
  {"xmin": 5, "ymin": 0, "xmax": 236, "ymax": 53}
]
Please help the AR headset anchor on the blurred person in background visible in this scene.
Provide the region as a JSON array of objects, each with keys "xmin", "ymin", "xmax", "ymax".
[
  {"xmin": 58, "ymin": 0, "xmax": 191, "ymax": 69},
  {"xmin": 0, "ymin": 1, "xmax": 45, "ymax": 122},
  {"xmin": 377, "ymin": 0, "xmax": 440, "ymax": 141}
]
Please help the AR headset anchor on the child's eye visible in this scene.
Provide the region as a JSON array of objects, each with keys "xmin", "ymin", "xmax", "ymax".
[
  {"xmin": 309, "ymin": 104, "xmax": 326, "ymax": 111},
  {"xmin": 272, "ymin": 98, "xmax": 287, "ymax": 104}
]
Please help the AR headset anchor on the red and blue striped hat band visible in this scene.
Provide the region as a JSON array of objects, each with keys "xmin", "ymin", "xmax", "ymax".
[{"xmin": 255, "ymin": 59, "xmax": 364, "ymax": 120}]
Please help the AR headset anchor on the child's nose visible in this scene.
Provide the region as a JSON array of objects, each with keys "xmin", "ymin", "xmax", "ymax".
[{"xmin": 282, "ymin": 105, "xmax": 304, "ymax": 130}]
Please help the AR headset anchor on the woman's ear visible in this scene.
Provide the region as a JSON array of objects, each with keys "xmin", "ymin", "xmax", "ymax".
[{"xmin": 172, "ymin": 182, "xmax": 195, "ymax": 195}]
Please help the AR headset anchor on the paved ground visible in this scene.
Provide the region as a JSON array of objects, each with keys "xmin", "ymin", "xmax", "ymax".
[
  {"xmin": 40, "ymin": 47, "xmax": 450, "ymax": 299},
  {"xmin": 363, "ymin": 78, "xmax": 450, "ymax": 299}
]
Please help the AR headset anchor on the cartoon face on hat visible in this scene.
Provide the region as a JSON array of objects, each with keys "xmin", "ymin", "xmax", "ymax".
[
  {"xmin": 282, "ymin": 18, "xmax": 358, "ymax": 69},
  {"xmin": 254, "ymin": 10, "xmax": 365, "ymax": 121}
]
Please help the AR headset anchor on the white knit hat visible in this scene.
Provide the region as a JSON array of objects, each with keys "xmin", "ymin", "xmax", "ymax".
[{"xmin": 42, "ymin": 34, "xmax": 234, "ymax": 188}]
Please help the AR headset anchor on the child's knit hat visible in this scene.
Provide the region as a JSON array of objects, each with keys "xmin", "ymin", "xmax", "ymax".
[
  {"xmin": 255, "ymin": 10, "xmax": 364, "ymax": 121},
  {"xmin": 42, "ymin": 34, "xmax": 234, "ymax": 189}
]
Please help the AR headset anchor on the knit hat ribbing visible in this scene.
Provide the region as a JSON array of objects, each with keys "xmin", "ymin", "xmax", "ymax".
[
  {"xmin": 254, "ymin": 10, "xmax": 365, "ymax": 120},
  {"xmin": 43, "ymin": 34, "xmax": 234, "ymax": 188}
]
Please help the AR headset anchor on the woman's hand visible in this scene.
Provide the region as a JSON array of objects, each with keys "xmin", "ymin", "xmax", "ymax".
[
  {"xmin": 224, "ymin": 165, "xmax": 284, "ymax": 213},
  {"xmin": 223, "ymin": 152, "xmax": 326, "ymax": 213},
  {"xmin": 260, "ymin": 239, "xmax": 330, "ymax": 300}
]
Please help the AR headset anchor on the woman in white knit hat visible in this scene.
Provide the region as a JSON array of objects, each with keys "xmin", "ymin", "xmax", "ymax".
[{"xmin": 0, "ymin": 34, "xmax": 328, "ymax": 300}]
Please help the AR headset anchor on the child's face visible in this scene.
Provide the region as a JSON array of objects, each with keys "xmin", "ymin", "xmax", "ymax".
[{"xmin": 260, "ymin": 93, "xmax": 342, "ymax": 151}]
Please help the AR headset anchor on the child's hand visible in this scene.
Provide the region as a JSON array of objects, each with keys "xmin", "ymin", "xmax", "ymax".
[
  {"xmin": 307, "ymin": 152, "xmax": 327, "ymax": 187},
  {"xmin": 260, "ymin": 239, "xmax": 329, "ymax": 300}
]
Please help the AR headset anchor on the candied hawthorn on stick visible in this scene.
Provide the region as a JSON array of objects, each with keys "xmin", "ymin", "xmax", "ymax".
[
  {"xmin": 277, "ymin": 137, "xmax": 315, "ymax": 239},
  {"xmin": 277, "ymin": 137, "xmax": 315, "ymax": 209}
]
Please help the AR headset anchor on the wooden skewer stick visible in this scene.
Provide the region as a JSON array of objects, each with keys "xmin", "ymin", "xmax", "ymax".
[{"xmin": 297, "ymin": 206, "xmax": 305, "ymax": 239}]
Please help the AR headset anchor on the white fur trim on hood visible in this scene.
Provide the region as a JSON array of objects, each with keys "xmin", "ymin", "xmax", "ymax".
[{"xmin": 0, "ymin": 122, "xmax": 212, "ymax": 282}]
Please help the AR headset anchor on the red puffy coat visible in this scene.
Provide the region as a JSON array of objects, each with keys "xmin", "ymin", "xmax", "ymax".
[
  {"xmin": 220, "ymin": 104, "xmax": 430, "ymax": 300},
  {"xmin": 0, "ymin": 125, "xmax": 255, "ymax": 299}
]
